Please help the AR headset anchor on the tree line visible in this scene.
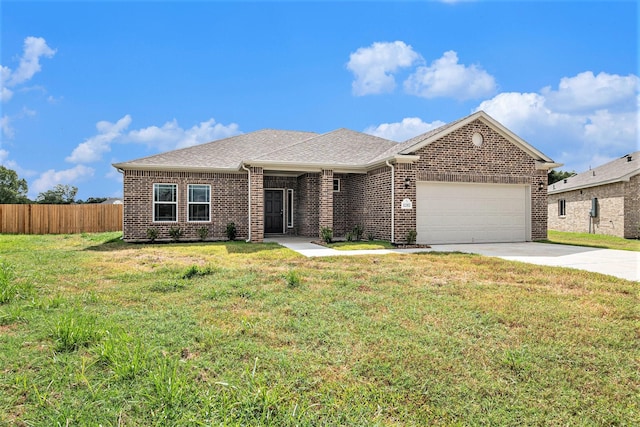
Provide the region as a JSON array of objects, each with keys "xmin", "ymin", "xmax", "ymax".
[{"xmin": 0, "ymin": 166, "xmax": 110, "ymax": 204}]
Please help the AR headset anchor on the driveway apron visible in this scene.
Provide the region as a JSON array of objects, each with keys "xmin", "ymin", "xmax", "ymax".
[{"xmin": 266, "ymin": 237, "xmax": 639, "ymax": 282}]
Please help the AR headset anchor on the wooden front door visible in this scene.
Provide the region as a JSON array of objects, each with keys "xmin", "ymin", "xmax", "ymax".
[{"xmin": 264, "ymin": 190, "xmax": 284, "ymax": 233}]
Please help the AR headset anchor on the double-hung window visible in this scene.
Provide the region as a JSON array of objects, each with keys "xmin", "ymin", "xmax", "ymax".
[
  {"xmin": 154, "ymin": 183, "xmax": 177, "ymax": 222},
  {"xmin": 558, "ymin": 199, "xmax": 566, "ymax": 217},
  {"xmin": 188, "ymin": 184, "xmax": 210, "ymax": 222}
]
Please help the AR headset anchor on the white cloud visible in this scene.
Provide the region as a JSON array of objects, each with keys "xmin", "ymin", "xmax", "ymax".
[
  {"xmin": 1, "ymin": 115, "xmax": 14, "ymax": 139},
  {"xmin": 127, "ymin": 118, "xmax": 241, "ymax": 150},
  {"xmin": 7, "ymin": 37, "xmax": 57, "ymax": 86},
  {"xmin": 1, "ymin": 37, "xmax": 56, "ymax": 103},
  {"xmin": 347, "ymin": 41, "xmax": 420, "ymax": 96},
  {"xmin": 404, "ymin": 50, "xmax": 496, "ymax": 100},
  {"xmin": 66, "ymin": 115, "xmax": 242, "ymax": 164},
  {"xmin": 476, "ymin": 71, "xmax": 639, "ymax": 172},
  {"xmin": 66, "ymin": 115, "xmax": 132, "ymax": 163},
  {"xmin": 31, "ymin": 165, "xmax": 95, "ymax": 194},
  {"xmin": 542, "ymin": 71, "xmax": 639, "ymax": 113},
  {"xmin": 364, "ymin": 117, "xmax": 446, "ymax": 142}
]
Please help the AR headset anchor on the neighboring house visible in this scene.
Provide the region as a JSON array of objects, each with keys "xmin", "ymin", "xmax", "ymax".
[
  {"xmin": 113, "ymin": 111, "xmax": 559, "ymax": 244},
  {"xmin": 548, "ymin": 152, "xmax": 640, "ymax": 238},
  {"xmin": 101, "ymin": 198, "xmax": 123, "ymax": 204}
]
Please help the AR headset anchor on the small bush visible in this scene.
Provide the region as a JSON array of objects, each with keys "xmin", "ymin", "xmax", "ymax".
[
  {"xmin": 285, "ymin": 270, "xmax": 302, "ymax": 288},
  {"xmin": 146, "ymin": 227, "xmax": 159, "ymax": 242},
  {"xmin": 367, "ymin": 232, "xmax": 375, "ymax": 241},
  {"xmin": 320, "ymin": 227, "xmax": 333, "ymax": 244},
  {"xmin": 197, "ymin": 226, "xmax": 209, "ymax": 241},
  {"xmin": 225, "ymin": 222, "xmax": 237, "ymax": 241},
  {"xmin": 352, "ymin": 225, "xmax": 364, "ymax": 241},
  {"xmin": 406, "ymin": 229, "xmax": 417, "ymax": 245},
  {"xmin": 345, "ymin": 231, "xmax": 354, "ymax": 242},
  {"xmin": 168, "ymin": 226, "xmax": 183, "ymax": 242}
]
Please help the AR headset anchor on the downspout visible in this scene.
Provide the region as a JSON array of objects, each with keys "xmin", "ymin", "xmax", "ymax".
[
  {"xmin": 386, "ymin": 160, "xmax": 395, "ymax": 244},
  {"xmin": 241, "ymin": 163, "xmax": 251, "ymax": 242}
]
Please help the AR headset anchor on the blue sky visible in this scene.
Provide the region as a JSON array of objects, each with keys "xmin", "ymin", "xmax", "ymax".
[{"xmin": 1, "ymin": 0, "xmax": 637, "ymax": 200}]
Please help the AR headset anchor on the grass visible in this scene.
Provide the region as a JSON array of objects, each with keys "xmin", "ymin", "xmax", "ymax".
[
  {"xmin": 0, "ymin": 232, "xmax": 638, "ymax": 425},
  {"xmin": 327, "ymin": 239, "xmax": 395, "ymax": 250},
  {"xmin": 546, "ymin": 230, "xmax": 640, "ymax": 251}
]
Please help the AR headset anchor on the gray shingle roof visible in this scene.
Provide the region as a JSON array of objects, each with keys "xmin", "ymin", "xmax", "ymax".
[
  {"xmin": 113, "ymin": 129, "xmax": 317, "ymax": 171},
  {"xmin": 253, "ymin": 128, "xmax": 398, "ymax": 166},
  {"xmin": 548, "ymin": 151, "xmax": 640, "ymax": 194}
]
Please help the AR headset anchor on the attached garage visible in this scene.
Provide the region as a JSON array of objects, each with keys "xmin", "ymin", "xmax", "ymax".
[{"xmin": 416, "ymin": 182, "xmax": 531, "ymax": 244}]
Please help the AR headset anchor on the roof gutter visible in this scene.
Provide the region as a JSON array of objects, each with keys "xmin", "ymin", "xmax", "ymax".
[
  {"xmin": 241, "ymin": 163, "xmax": 251, "ymax": 243},
  {"xmin": 386, "ymin": 160, "xmax": 395, "ymax": 244}
]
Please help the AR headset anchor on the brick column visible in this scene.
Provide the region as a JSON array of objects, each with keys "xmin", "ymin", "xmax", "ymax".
[
  {"xmin": 250, "ymin": 167, "xmax": 264, "ymax": 242},
  {"xmin": 319, "ymin": 169, "xmax": 334, "ymax": 237},
  {"xmin": 394, "ymin": 162, "xmax": 417, "ymax": 243},
  {"xmin": 531, "ymin": 170, "xmax": 548, "ymax": 241}
]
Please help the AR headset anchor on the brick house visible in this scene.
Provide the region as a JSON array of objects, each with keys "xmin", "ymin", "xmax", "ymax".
[
  {"xmin": 548, "ymin": 152, "xmax": 640, "ymax": 238},
  {"xmin": 113, "ymin": 111, "xmax": 559, "ymax": 244}
]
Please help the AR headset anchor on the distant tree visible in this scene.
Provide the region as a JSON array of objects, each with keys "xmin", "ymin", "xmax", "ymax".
[
  {"xmin": 548, "ymin": 169, "xmax": 575, "ymax": 185},
  {"xmin": 77, "ymin": 197, "xmax": 108, "ymax": 204},
  {"xmin": 36, "ymin": 184, "xmax": 78, "ymax": 204},
  {"xmin": 0, "ymin": 166, "xmax": 29, "ymax": 204}
]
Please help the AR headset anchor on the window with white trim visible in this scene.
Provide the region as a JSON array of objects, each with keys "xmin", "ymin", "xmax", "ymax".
[
  {"xmin": 188, "ymin": 184, "xmax": 210, "ymax": 222},
  {"xmin": 558, "ymin": 199, "xmax": 566, "ymax": 217},
  {"xmin": 333, "ymin": 178, "xmax": 340, "ymax": 192},
  {"xmin": 153, "ymin": 183, "xmax": 177, "ymax": 222},
  {"xmin": 286, "ymin": 189, "xmax": 294, "ymax": 228}
]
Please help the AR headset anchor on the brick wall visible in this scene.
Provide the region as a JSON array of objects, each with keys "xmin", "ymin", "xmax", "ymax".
[
  {"xmin": 333, "ymin": 173, "xmax": 350, "ymax": 236},
  {"xmin": 122, "ymin": 170, "xmax": 248, "ymax": 242},
  {"xmin": 548, "ymin": 178, "xmax": 639, "ymax": 238},
  {"xmin": 364, "ymin": 167, "xmax": 392, "ymax": 241},
  {"xmin": 410, "ymin": 119, "xmax": 547, "ymax": 240},
  {"xmin": 624, "ymin": 174, "xmax": 640, "ymax": 238},
  {"xmin": 296, "ymin": 173, "xmax": 319, "ymax": 237},
  {"xmin": 249, "ymin": 167, "xmax": 264, "ymax": 242}
]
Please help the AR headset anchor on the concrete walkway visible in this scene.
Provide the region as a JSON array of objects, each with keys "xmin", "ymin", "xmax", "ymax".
[{"xmin": 265, "ymin": 237, "xmax": 639, "ymax": 282}]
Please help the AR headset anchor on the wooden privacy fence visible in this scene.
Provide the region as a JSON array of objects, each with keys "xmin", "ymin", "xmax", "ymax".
[{"xmin": 0, "ymin": 204, "xmax": 123, "ymax": 234}]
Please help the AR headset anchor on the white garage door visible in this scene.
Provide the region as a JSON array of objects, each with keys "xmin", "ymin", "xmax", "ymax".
[{"xmin": 416, "ymin": 182, "xmax": 530, "ymax": 244}]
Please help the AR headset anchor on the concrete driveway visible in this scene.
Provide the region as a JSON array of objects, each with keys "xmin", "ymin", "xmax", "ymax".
[{"xmin": 266, "ymin": 237, "xmax": 639, "ymax": 282}]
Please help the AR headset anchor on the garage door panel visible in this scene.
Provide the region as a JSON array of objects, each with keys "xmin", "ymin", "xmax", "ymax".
[{"xmin": 416, "ymin": 182, "xmax": 529, "ymax": 244}]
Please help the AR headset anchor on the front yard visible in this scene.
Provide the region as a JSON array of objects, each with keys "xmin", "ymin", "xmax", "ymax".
[{"xmin": 0, "ymin": 233, "xmax": 638, "ymax": 425}]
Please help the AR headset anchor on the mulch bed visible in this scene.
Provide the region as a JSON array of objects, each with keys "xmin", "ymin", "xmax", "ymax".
[{"xmin": 311, "ymin": 240, "xmax": 430, "ymax": 249}]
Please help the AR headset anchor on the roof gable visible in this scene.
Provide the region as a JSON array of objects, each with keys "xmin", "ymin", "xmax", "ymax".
[
  {"xmin": 397, "ymin": 111, "xmax": 558, "ymax": 168},
  {"xmin": 548, "ymin": 151, "xmax": 640, "ymax": 194}
]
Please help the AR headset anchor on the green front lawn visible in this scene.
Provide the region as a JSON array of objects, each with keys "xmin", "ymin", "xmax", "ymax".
[
  {"xmin": 326, "ymin": 239, "xmax": 395, "ymax": 250},
  {"xmin": 545, "ymin": 230, "xmax": 640, "ymax": 251},
  {"xmin": 0, "ymin": 233, "xmax": 637, "ymax": 425}
]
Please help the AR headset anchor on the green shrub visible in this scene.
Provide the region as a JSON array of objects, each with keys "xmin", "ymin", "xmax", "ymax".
[
  {"xmin": 197, "ymin": 226, "xmax": 209, "ymax": 241},
  {"xmin": 367, "ymin": 232, "xmax": 375, "ymax": 241},
  {"xmin": 225, "ymin": 222, "xmax": 237, "ymax": 241},
  {"xmin": 320, "ymin": 227, "xmax": 333, "ymax": 244},
  {"xmin": 345, "ymin": 231, "xmax": 354, "ymax": 242},
  {"xmin": 406, "ymin": 229, "xmax": 417, "ymax": 245},
  {"xmin": 168, "ymin": 226, "xmax": 183, "ymax": 242},
  {"xmin": 352, "ymin": 224, "xmax": 364, "ymax": 241},
  {"xmin": 146, "ymin": 227, "xmax": 159, "ymax": 242}
]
